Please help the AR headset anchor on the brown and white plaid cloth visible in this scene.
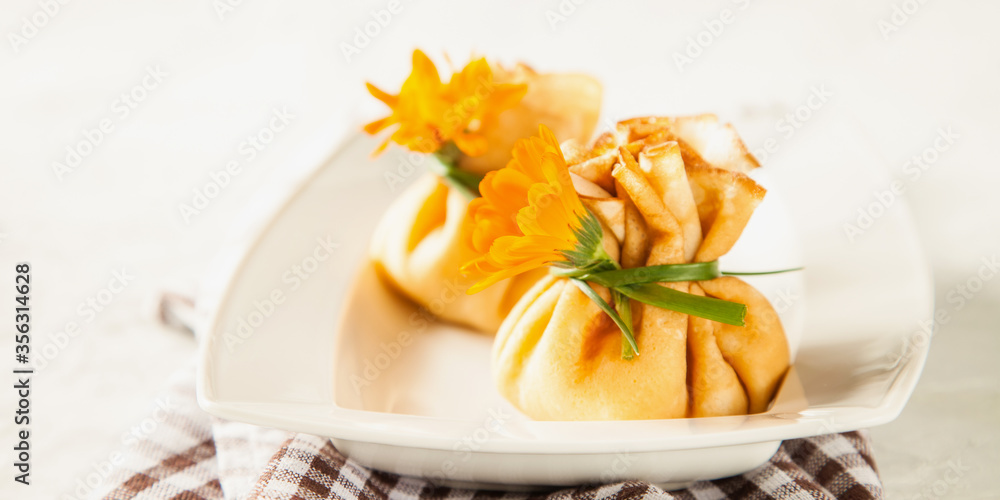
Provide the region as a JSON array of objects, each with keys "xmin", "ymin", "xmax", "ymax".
[{"xmin": 86, "ymin": 364, "xmax": 884, "ymax": 500}]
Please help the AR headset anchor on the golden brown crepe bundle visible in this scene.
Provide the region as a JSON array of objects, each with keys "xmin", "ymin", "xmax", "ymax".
[
  {"xmin": 493, "ymin": 115, "xmax": 790, "ymax": 420},
  {"xmin": 370, "ymin": 67, "xmax": 602, "ymax": 333}
]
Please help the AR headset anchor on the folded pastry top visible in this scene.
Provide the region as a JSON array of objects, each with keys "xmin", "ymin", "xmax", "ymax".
[
  {"xmin": 491, "ymin": 115, "xmax": 790, "ymax": 420},
  {"xmin": 368, "ymin": 52, "xmax": 602, "ymax": 333}
]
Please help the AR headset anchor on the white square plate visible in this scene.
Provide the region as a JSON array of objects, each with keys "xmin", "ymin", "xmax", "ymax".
[{"xmin": 196, "ymin": 119, "xmax": 933, "ymax": 488}]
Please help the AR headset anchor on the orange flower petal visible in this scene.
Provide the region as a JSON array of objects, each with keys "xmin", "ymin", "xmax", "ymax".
[
  {"xmin": 467, "ymin": 256, "xmax": 553, "ymax": 295},
  {"xmin": 363, "ymin": 116, "xmax": 394, "ymax": 135},
  {"xmin": 411, "ymin": 49, "xmax": 441, "ymax": 86},
  {"xmin": 365, "ymin": 82, "xmax": 397, "ymax": 107},
  {"xmin": 464, "ymin": 125, "xmax": 589, "ymax": 294},
  {"xmin": 452, "ymin": 132, "xmax": 489, "ymax": 157}
]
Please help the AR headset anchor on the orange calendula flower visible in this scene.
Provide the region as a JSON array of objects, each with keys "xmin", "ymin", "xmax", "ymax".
[
  {"xmin": 464, "ymin": 125, "xmax": 603, "ymax": 294},
  {"xmin": 364, "ymin": 49, "xmax": 527, "ymax": 157}
]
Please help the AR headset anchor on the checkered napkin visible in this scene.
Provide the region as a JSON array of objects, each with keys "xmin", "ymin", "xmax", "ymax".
[{"xmin": 88, "ymin": 363, "xmax": 884, "ymax": 500}]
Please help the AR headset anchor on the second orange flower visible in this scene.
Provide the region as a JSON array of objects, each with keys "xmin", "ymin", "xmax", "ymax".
[{"xmin": 364, "ymin": 49, "xmax": 528, "ymax": 157}]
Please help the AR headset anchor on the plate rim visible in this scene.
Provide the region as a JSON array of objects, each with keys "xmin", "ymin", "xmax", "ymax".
[{"xmin": 196, "ymin": 125, "xmax": 935, "ymax": 455}]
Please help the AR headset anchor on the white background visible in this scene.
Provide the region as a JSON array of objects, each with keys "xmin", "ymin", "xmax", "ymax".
[{"xmin": 0, "ymin": 0, "xmax": 997, "ymax": 498}]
